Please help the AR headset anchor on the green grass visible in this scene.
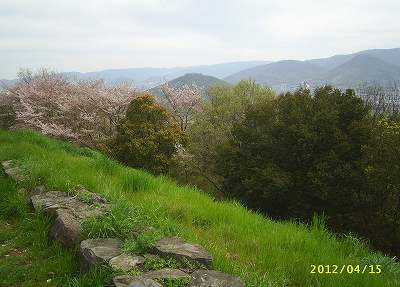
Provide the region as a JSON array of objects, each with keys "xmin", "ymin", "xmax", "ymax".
[
  {"xmin": 0, "ymin": 172, "xmax": 115, "ymax": 287},
  {"xmin": 0, "ymin": 129, "xmax": 399, "ymax": 287}
]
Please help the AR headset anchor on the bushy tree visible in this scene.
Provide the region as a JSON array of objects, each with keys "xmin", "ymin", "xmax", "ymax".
[
  {"xmin": 358, "ymin": 119, "xmax": 400, "ymax": 254},
  {"xmin": 171, "ymin": 80, "xmax": 275, "ymax": 193},
  {"xmin": 215, "ymin": 85, "xmax": 400, "ymax": 255},
  {"xmin": 217, "ymin": 86, "xmax": 371, "ymax": 220},
  {"xmin": 110, "ymin": 94, "xmax": 185, "ymax": 174}
]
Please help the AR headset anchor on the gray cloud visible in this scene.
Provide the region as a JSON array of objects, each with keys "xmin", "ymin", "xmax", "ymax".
[{"xmin": 1, "ymin": 0, "xmax": 399, "ymax": 78}]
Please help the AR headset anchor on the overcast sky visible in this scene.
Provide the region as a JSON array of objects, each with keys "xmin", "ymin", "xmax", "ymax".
[{"xmin": 1, "ymin": 0, "xmax": 399, "ymax": 78}]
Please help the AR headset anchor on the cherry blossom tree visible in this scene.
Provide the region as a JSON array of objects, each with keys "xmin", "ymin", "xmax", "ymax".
[
  {"xmin": 0, "ymin": 68, "xmax": 137, "ymax": 148},
  {"xmin": 161, "ymin": 83, "xmax": 202, "ymax": 131}
]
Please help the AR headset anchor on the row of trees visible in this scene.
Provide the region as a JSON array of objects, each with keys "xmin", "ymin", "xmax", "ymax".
[{"xmin": 1, "ymin": 69, "xmax": 399, "ymax": 256}]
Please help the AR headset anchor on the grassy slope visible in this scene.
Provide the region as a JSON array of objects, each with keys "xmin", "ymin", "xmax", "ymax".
[{"xmin": 0, "ymin": 129, "xmax": 399, "ymax": 287}]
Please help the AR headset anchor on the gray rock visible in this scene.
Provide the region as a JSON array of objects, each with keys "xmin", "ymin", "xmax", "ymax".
[
  {"xmin": 143, "ymin": 268, "xmax": 190, "ymax": 280},
  {"xmin": 49, "ymin": 209, "xmax": 83, "ymax": 248},
  {"xmin": 1, "ymin": 160, "xmax": 26, "ymax": 181},
  {"xmin": 29, "ymin": 191, "xmax": 75, "ymax": 213},
  {"xmin": 128, "ymin": 278, "xmax": 163, "ymax": 287},
  {"xmin": 29, "ymin": 185, "xmax": 47, "ymax": 195},
  {"xmin": 190, "ymin": 270, "xmax": 245, "ymax": 287},
  {"xmin": 80, "ymin": 238, "xmax": 122, "ymax": 271},
  {"xmin": 109, "ymin": 254, "xmax": 145, "ymax": 271},
  {"xmin": 27, "ymin": 185, "xmax": 46, "ymax": 205},
  {"xmin": 74, "ymin": 204, "xmax": 110, "ymax": 219},
  {"xmin": 154, "ymin": 237, "xmax": 212, "ymax": 268},
  {"xmin": 113, "ymin": 275, "xmax": 136, "ymax": 287},
  {"xmin": 113, "ymin": 275, "xmax": 162, "ymax": 287},
  {"xmin": 29, "ymin": 191, "xmax": 109, "ymax": 219}
]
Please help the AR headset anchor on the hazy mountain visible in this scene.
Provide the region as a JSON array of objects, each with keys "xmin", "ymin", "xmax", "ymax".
[
  {"xmin": 64, "ymin": 68, "xmax": 177, "ymax": 89},
  {"xmin": 307, "ymin": 54, "xmax": 355, "ymax": 70},
  {"xmin": 224, "ymin": 60, "xmax": 326, "ymax": 90},
  {"xmin": 2, "ymin": 48, "xmax": 400, "ymax": 92},
  {"xmin": 224, "ymin": 48, "xmax": 400, "ymax": 91},
  {"xmin": 321, "ymin": 54, "xmax": 400, "ymax": 87},
  {"xmin": 361, "ymin": 48, "xmax": 400, "ymax": 67},
  {"xmin": 177, "ymin": 61, "xmax": 271, "ymax": 78},
  {"xmin": 308, "ymin": 48, "xmax": 400, "ymax": 70},
  {"xmin": 0, "ymin": 79, "xmax": 17, "ymax": 88},
  {"xmin": 149, "ymin": 73, "xmax": 230, "ymax": 98},
  {"xmin": 63, "ymin": 61, "xmax": 269, "ymax": 90}
]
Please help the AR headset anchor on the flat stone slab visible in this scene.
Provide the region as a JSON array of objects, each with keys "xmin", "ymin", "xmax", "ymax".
[
  {"xmin": 109, "ymin": 254, "xmax": 145, "ymax": 272},
  {"xmin": 1, "ymin": 160, "xmax": 26, "ymax": 181},
  {"xmin": 28, "ymin": 187, "xmax": 110, "ymax": 249},
  {"xmin": 113, "ymin": 275, "xmax": 162, "ymax": 287},
  {"xmin": 29, "ymin": 185, "xmax": 47, "ymax": 196},
  {"xmin": 29, "ymin": 190, "xmax": 109, "ymax": 219},
  {"xmin": 143, "ymin": 268, "xmax": 190, "ymax": 281},
  {"xmin": 80, "ymin": 238, "xmax": 122, "ymax": 271},
  {"xmin": 49, "ymin": 209, "xmax": 83, "ymax": 248},
  {"xmin": 190, "ymin": 270, "xmax": 245, "ymax": 287},
  {"xmin": 154, "ymin": 237, "xmax": 212, "ymax": 268}
]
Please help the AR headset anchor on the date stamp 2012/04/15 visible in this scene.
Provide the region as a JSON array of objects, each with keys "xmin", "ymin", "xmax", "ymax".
[{"xmin": 310, "ymin": 264, "xmax": 382, "ymax": 274}]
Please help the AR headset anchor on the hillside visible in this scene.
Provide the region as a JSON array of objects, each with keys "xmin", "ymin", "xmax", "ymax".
[
  {"xmin": 321, "ymin": 54, "xmax": 400, "ymax": 87},
  {"xmin": 0, "ymin": 129, "xmax": 399, "ymax": 287},
  {"xmin": 224, "ymin": 60, "xmax": 326, "ymax": 90},
  {"xmin": 149, "ymin": 73, "xmax": 230, "ymax": 98}
]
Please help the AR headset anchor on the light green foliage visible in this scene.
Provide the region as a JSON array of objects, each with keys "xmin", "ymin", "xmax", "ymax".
[
  {"xmin": 0, "ymin": 129, "xmax": 399, "ymax": 287},
  {"xmin": 76, "ymin": 190, "xmax": 95, "ymax": 205},
  {"xmin": 171, "ymin": 80, "xmax": 276, "ymax": 194},
  {"xmin": 144, "ymin": 258, "xmax": 180, "ymax": 270},
  {"xmin": 121, "ymin": 230, "xmax": 162, "ymax": 255}
]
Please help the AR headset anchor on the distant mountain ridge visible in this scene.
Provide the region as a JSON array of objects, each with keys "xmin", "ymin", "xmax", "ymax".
[
  {"xmin": 321, "ymin": 54, "xmax": 400, "ymax": 86},
  {"xmin": 225, "ymin": 48, "xmax": 400, "ymax": 90},
  {"xmin": 2, "ymin": 48, "xmax": 400, "ymax": 91},
  {"xmin": 225, "ymin": 60, "xmax": 327, "ymax": 91},
  {"xmin": 63, "ymin": 61, "xmax": 270, "ymax": 89},
  {"xmin": 309, "ymin": 48, "xmax": 400, "ymax": 70}
]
